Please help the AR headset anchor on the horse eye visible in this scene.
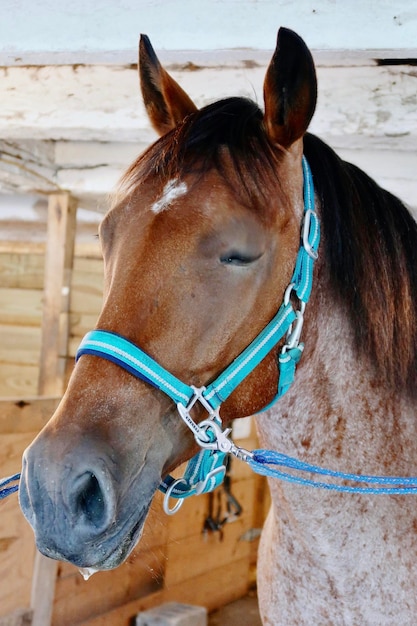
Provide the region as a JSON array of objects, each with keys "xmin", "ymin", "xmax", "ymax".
[{"xmin": 220, "ymin": 252, "xmax": 261, "ymax": 266}]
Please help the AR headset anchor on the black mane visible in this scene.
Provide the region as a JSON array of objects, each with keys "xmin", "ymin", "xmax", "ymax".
[
  {"xmin": 119, "ymin": 96, "xmax": 417, "ymax": 392},
  {"xmin": 304, "ymin": 133, "xmax": 417, "ymax": 392}
]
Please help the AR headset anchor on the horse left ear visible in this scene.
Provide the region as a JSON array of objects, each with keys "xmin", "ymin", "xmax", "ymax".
[
  {"xmin": 139, "ymin": 34, "xmax": 198, "ymax": 136},
  {"xmin": 263, "ymin": 27, "xmax": 317, "ymax": 150}
]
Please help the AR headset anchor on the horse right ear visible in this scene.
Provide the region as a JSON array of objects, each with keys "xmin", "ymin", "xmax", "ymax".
[
  {"xmin": 263, "ymin": 28, "xmax": 317, "ymax": 150},
  {"xmin": 139, "ymin": 35, "xmax": 198, "ymax": 136}
]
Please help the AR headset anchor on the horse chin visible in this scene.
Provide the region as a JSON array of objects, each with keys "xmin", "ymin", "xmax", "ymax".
[
  {"xmin": 86, "ymin": 506, "xmax": 150, "ymax": 571},
  {"xmin": 34, "ymin": 500, "xmax": 152, "ymax": 572}
]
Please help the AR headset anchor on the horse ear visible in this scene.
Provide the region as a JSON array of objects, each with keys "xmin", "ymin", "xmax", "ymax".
[
  {"xmin": 139, "ymin": 34, "xmax": 198, "ymax": 136},
  {"xmin": 263, "ymin": 27, "xmax": 317, "ymax": 149}
]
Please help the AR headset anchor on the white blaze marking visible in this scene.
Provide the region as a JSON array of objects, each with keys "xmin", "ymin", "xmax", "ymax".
[{"xmin": 151, "ymin": 179, "xmax": 188, "ymax": 214}]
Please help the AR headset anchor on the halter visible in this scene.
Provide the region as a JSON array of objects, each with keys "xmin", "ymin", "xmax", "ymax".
[
  {"xmin": 3, "ymin": 156, "xmax": 417, "ymax": 504},
  {"xmin": 75, "ymin": 156, "xmax": 319, "ymax": 513}
]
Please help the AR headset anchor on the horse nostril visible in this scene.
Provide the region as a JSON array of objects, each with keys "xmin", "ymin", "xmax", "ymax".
[{"xmin": 74, "ymin": 472, "xmax": 108, "ymax": 528}]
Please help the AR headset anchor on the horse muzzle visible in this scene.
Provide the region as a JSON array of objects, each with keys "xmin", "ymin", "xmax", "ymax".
[{"xmin": 18, "ymin": 435, "xmax": 155, "ymax": 569}]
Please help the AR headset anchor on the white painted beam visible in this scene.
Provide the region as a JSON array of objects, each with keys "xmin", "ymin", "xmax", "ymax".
[
  {"xmin": 0, "ymin": 0, "xmax": 416, "ymax": 66},
  {"xmin": 1, "ymin": 64, "xmax": 416, "ymax": 144}
]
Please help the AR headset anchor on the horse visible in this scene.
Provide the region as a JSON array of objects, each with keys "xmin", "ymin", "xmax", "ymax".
[{"xmin": 19, "ymin": 27, "xmax": 417, "ymax": 625}]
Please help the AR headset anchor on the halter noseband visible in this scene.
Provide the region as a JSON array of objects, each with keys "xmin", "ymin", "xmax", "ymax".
[{"xmin": 76, "ymin": 156, "xmax": 319, "ymax": 513}]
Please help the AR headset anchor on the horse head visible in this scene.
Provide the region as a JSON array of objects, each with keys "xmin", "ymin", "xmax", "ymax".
[{"xmin": 19, "ymin": 27, "xmax": 317, "ymax": 570}]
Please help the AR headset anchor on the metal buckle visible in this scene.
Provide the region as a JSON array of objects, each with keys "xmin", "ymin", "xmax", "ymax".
[
  {"xmin": 196, "ymin": 420, "xmax": 253, "ymax": 461},
  {"xmin": 282, "ymin": 284, "xmax": 306, "ymax": 352},
  {"xmin": 285, "ymin": 306, "xmax": 305, "ymax": 350},
  {"xmin": 176, "ymin": 385, "xmax": 220, "ymax": 443},
  {"xmin": 302, "ymin": 208, "xmax": 319, "ymax": 260},
  {"xmin": 176, "ymin": 389, "xmax": 253, "ymax": 462}
]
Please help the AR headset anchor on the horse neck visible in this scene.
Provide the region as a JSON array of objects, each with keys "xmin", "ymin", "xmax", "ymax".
[{"xmin": 256, "ymin": 255, "xmax": 417, "ymax": 480}]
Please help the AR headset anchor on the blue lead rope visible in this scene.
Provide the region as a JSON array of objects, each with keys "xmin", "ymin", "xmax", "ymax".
[
  {"xmin": 0, "ymin": 474, "xmax": 20, "ymax": 500},
  {"xmin": 6, "ymin": 452, "xmax": 417, "ymax": 501},
  {"xmin": 248, "ymin": 450, "xmax": 417, "ymax": 495}
]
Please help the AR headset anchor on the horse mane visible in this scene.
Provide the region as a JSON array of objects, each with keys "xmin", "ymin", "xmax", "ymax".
[
  {"xmin": 118, "ymin": 96, "xmax": 417, "ymax": 393},
  {"xmin": 304, "ymin": 133, "xmax": 417, "ymax": 394}
]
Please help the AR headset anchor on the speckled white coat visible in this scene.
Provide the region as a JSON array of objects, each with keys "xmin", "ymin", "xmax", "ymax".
[{"xmin": 256, "ymin": 263, "xmax": 417, "ymax": 625}]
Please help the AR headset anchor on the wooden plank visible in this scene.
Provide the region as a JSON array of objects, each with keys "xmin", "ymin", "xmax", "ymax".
[
  {"xmin": 79, "ymin": 556, "xmax": 249, "ymax": 626},
  {"xmin": 163, "ymin": 556, "xmax": 250, "ymax": 613},
  {"xmin": 69, "ymin": 313, "xmax": 101, "ymax": 345},
  {"xmin": 0, "ymin": 253, "xmax": 44, "ymax": 289},
  {"xmin": 2, "ymin": 0, "xmax": 417, "ymax": 66},
  {"xmin": 0, "ymin": 288, "xmax": 43, "ymax": 326},
  {"xmin": 0, "ymin": 241, "xmax": 101, "ymax": 259},
  {"xmin": 70, "ymin": 284, "xmax": 103, "ymax": 315},
  {"xmin": 31, "ymin": 193, "xmax": 78, "ymax": 626},
  {"xmin": 38, "ymin": 193, "xmax": 77, "ymax": 396},
  {"xmin": 165, "ymin": 481, "xmax": 255, "ymax": 587},
  {"xmin": 31, "ymin": 554, "xmax": 58, "ymax": 626},
  {"xmin": 52, "ymin": 549, "xmax": 165, "ymax": 626},
  {"xmin": 0, "ymin": 496, "xmax": 36, "ymax": 619},
  {"xmin": 0, "ymin": 394, "xmax": 59, "ymax": 626},
  {"xmin": 0, "ymin": 433, "xmax": 39, "ymax": 477},
  {"xmin": 72, "ymin": 257, "xmax": 104, "ymax": 279},
  {"xmin": 77, "ymin": 591, "xmax": 165, "ymax": 626},
  {"xmin": 0, "ymin": 364, "xmax": 38, "ymax": 398},
  {"xmin": 0, "ymin": 397, "xmax": 60, "ymax": 433},
  {"xmin": 0, "ymin": 325, "xmax": 41, "ymax": 366},
  {"xmin": 1, "ymin": 64, "xmax": 417, "ymax": 147}
]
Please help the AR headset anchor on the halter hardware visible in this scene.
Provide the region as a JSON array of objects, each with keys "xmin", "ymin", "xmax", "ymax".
[{"xmin": 176, "ymin": 385, "xmax": 253, "ymax": 460}]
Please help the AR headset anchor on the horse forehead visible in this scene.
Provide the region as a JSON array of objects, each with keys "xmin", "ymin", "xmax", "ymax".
[{"xmin": 151, "ymin": 179, "xmax": 188, "ymax": 214}]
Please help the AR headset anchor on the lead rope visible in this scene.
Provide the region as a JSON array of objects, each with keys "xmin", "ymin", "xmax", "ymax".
[{"xmin": 0, "ymin": 474, "xmax": 20, "ymax": 500}]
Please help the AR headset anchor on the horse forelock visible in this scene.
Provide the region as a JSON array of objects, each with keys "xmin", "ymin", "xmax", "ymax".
[
  {"xmin": 304, "ymin": 133, "xmax": 417, "ymax": 394},
  {"xmin": 113, "ymin": 97, "xmax": 285, "ymax": 216}
]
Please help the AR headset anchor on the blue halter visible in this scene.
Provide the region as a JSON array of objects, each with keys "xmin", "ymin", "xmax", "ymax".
[
  {"xmin": 3, "ymin": 156, "xmax": 417, "ymax": 503},
  {"xmin": 75, "ymin": 156, "xmax": 319, "ymax": 512}
]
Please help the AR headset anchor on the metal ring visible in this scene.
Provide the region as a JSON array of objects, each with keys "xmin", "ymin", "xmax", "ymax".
[
  {"xmin": 163, "ymin": 478, "xmax": 188, "ymax": 516},
  {"xmin": 284, "ymin": 283, "xmax": 295, "ymax": 306},
  {"xmin": 302, "ymin": 209, "xmax": 319, "ymax": 260}
]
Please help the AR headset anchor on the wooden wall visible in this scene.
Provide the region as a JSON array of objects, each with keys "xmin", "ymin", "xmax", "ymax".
[
  {"xmin": 0, "ymin": 234, "xmax": 103, "ymax": 398},
  {"xmin": 0, "ymin": 221, "xmax": 268, "ymax": 624}
]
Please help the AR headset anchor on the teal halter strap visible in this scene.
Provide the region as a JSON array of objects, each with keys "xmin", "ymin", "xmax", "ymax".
[{"xmin": 76, "ymin": 156, "xmax": 319, "ymax": 511}]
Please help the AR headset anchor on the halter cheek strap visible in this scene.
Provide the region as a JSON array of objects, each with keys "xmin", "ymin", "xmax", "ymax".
[{"xmin": 75, "ymin": 157, "xmax": 319, "ymax": 512}]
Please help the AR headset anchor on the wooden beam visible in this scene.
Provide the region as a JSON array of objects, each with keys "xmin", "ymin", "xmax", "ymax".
[
  {"xmin": 0, "ymin": 397, "xmax": 60, "ymax": 433},
  {"xmin": 37, "ymin": 193, "xmax": 77, "ymax": 396},
  {"xmin": 31, "ymin": 192, "xmax": 78, "ymax": 626}
]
